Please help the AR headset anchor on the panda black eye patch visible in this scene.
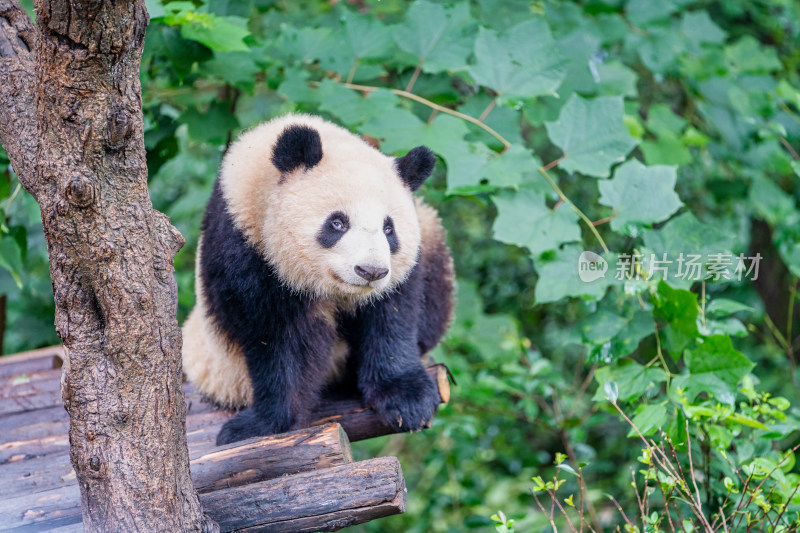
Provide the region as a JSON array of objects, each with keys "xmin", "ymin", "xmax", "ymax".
[
  {"xmin": 384, "ymin": 216, "xmax": 399, "ymax": 254},
  {"xmin": 317, "ymin": 211, "xmax": 350, "ymax": 248}
]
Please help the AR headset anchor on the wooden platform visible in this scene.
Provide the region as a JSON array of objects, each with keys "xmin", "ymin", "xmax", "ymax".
[{"xmin": 0, "ymin": 346, "xmax": 450, "ymax": 532}]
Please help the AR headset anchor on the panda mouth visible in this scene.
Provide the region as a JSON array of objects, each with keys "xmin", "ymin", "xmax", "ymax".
[{"xmin": 329, "ymin": 270, "xmax": 374, "ymax": 291}]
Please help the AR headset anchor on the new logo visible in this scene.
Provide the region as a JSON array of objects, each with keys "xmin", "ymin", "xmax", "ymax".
[{"xmin": 578, "ymin": 251, "xmax": 607, "ymax": 282}]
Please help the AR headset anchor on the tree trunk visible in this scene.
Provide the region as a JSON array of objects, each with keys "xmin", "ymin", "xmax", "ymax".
[{"xmin": 0, "ymin": 0, "xmax": 216, "ymax": 531}]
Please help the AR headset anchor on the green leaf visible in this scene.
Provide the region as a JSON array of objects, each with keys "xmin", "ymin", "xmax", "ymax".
[
  {"xmin": 392, "ymin": 1, "xmax": 475, "ymax": 73},
  {"xmin": 179, "ymin": 101, "xmax": 240, "ymax": 145},
  {"xmin": 629, "ymin": 404, "xmax": 668, "ymax": 437},
  {"xmin": 201, "ymin": 51, "xmax": 260, "ymax": 89},
  {"xmin": 579, "ymin": 310, "xmax": 629, "ymax": 346},
  {"xmin": 0, "ymin": 235, "xmax": 24, "ymax": 288},
  {"xmin": 159, "ymin": 9, "xmax": 251, "ymax": 52},
  {"xmin": 420, "ymin": 115, "xmax": 493, "ymax": 192},
  {"xmin": 626, "ymin": 0, "xmax": 676, "ymax": 27},
  {"xmin": 317, "ymin": 80, "xmax": 395, "ymax": 127},
  {"xmin": 630, "ymin": 26, "xmax": 683, "ymax": 74},
  {"xmin": 725, "ymin": 36, "xmax": 783, "ymax": 74},
  {"xmin": 680, "ymin": 11, "xmax": 726, "ymax": 45},
  {"xmin": 340, "ymin": 10, "xmax": 393, "ymax": 61},
  {"xmin": 680, "ymin": 335, "xmax": 755, "ymax": 405},
  {"xmin": 604, "ymin": 380, "xmax": 619, "ymax": 403},
  {"xmin": 482, "ymin": 145, "xmax": 546, "ymax": 190},
  {"xmin": 749, "ymin": 176, "xmax": 797, "ymax": 227},
  {"xmin": 594, "ymin": 363, "xmax": 666, "ymax": 403},
  {"xmin": 276, "ymin": 68, "xmax": 317, "ymax": 104},
  {"xmin": 492, "ymin": 188, "xmax": 581, "ymax": 257},
  {"xmin": 593, "ymin": 61, "xmax": 638, "ymax": 97},
  {"xmin": 646, "ymin": 104, "xmax": 687, "ymax": 137},
  {"xmin": 235, "ymin": 85, "xmax": 289, "ymax": 130},
  {"xmin": 361, "ymin": 107, "xmax": 426, "ymax": 154},
  {"xmin": 641, "ymin": 132, "xmax": 692, "ymax": 166},
  {"xmin": 468, "ymin": 19, "xmax": 567, "ymax": 99},
  {"xmin": 598, "ymin": 160, "xmax": 683, "ymax": 233},
  {"xmin": 534, "ymin": 245, "xmax": 615, "ymax": 304},
  {"xmin": 779, "ymin": 242, "xmax": 800, "ymax": 278},
  {"xmin": 608, "ymin": 310, "xmax": 655, "ymax": 359},
  {"xmin": 706, "ymin": 299, "xmax": 754, "ymax": 317},
  {"xmin": 653, "ymin": 280, "xmax": 698, "ymax": 358},
  {"xmin": 545, "ymin": 95, "xmax": 638, "ymax": 178},
  {"xmin": 642, "ymin": 213, "xmax": 736, "ymax": 288},
  {"xmin": 704, "ymin": 318, "xmax": 748, "ymax": 338}
]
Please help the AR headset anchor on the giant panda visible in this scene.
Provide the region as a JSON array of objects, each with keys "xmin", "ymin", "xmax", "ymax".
[{"xmin": 182, "ymin": 114, "xmax": 455, "ymax": 445}]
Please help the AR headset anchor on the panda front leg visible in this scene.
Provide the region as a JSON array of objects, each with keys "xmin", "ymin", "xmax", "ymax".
[
  {"xmin": 351, "ymin": 273, "xmax": 441, "ymax": 431},
  {"xmin": 216, "ymin": 323, "xmax": 334, "ymax": 445}
]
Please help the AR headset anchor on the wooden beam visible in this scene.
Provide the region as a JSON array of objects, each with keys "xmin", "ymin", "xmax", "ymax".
[
  {"xmin": 192, "ymin": 423, "xmax": 353, "ymax": 493},
  {"xmin": 0, "ymin": 409, "xmax": 228, "ymax": 464},
  {"xmin": 0, "ymin": 345, "xmax": 64, "ymax": 379},
  {"xmin": 0, "ymin": 456, "xmax": 404, "ymax": 533},
  {"xmin": 1, "ymin": 363, "xmax": 452, "ymax": 446},
  {"xmin": 202, "ymin": 457, "xmax": 405, "ymax": 533},
  {"xmin": 311, "ymin": 364, "xmax": 451, "ymax": 441},
  {"xmin": 0, "ymin": 423, "xmax": 352, "ymax": 498}
]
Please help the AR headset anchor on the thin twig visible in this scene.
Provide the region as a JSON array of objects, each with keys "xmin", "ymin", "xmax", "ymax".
[
  {"xmin": 733, "ymin": 441, "xmax": 800, "ymax": 531},
  {"xmin": 779, "ymin": 136, "xmax": 800, "ymax": 162},
  {"xmin": 427, "ymin": 109, "xmax": 438, "ymax": 124},
  {"xmin": 684, "ymin": 420, "xmax": 705, "ymax": 510},
  {"xmin": 773, "ymin": 482, "xmax": 800, "ymax": 528},
  {"xmin": 655, "ymin": 481, "xmax": 677, "ymax": 533},
  {"xmin": 335, "ymin": 81, "xmax": 512, "ymax": 150},
  {"xmin": 405, "ymin": 59, "xmax": 424, "ymax": 92},
  {"xmin": 701, "ymin": 280, "xmax": 707, "ymax": 331},
  {"xmin": 538, "ymin": 166, "xmax": 610, "ymax": 253},
  {"xmin": 591, "ymin": 215, "xmax": 615, "ymax": 226},
  {"xmin": 763, "ymin": 313, "xmax": 790, "ymax": 351},
  {"xmin": 532, "ymin": 488, "xmax": 559, "ymax": 533},
  {"xmin": 479, "ymin": 98, "xmax": 497, "ymax": 122},
  {"xmin": 609, "ymin": 495, "xmax": 636, "ymax": 529},
  {"xmin": 346, "ymin": 58, "xmax": 359, "ymax": 84},
  {"xmin": 548, "ymin": 488, "xmax": 579, "ymax": 533},
  {"xmin": 543, "ymin": 155, "xmax": 565, "ymax": 171},
  {"xmin": 631, "ymin": 467, "xmax": 648, "ymax": 531}
]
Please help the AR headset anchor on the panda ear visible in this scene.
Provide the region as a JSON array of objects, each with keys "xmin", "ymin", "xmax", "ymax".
[
  {"xmin": 272, "ymin": 125, "xmax": 323, "ymax": 174},
  {"xmin": 396, "ymin": 146, "xmax": 436, "ymax": 191}
]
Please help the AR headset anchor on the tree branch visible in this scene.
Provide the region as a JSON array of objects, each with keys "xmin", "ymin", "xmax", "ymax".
[{"xmin": 0, "ymin": 0, "xmax": 37, "ymax": 193}]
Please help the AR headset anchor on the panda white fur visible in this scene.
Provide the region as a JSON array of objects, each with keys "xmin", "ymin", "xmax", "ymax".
[{"xmin": 182, "ymin": 114, "xmax": 454, "ymax": 445}]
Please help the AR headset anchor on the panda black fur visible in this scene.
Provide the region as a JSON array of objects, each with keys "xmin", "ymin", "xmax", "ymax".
[{"xmin": 182, "ymin": 114, "xmax": 455, "ymax": 445}]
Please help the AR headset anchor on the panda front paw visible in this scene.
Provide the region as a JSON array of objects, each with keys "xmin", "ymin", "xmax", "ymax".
[
  {"xmin": 364, "ymin": 367, "xmax": 440, "ymax": 432},
  {"xmin": 216, "ymin": 407, "xmax": 289, "ymax": 445}
]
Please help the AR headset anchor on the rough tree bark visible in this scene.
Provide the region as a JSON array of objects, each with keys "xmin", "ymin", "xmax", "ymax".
[{"xmin": 0, "ymin": 0, "xmax": 217, "ymax": 531}]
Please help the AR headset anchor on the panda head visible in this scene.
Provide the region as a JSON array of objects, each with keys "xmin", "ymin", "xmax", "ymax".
[{"xmin": 221, "ymin": 116, "xmax": 436, "ymax": 300}]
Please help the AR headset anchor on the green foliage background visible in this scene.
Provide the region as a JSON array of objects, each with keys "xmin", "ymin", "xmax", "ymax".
[{"xmin": 1, "ymin": 0, "xmax": 800, "ymax": 530}]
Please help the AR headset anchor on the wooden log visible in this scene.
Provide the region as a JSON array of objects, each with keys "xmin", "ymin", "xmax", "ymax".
[
  {"xmin": 0, "ymin": 433, "xmax": 69, "ymax": 465},
  {"xmin": 0, "ymin": 456, "xmax": 404, "ymax": 533},
  {"xmin": 202, "ymin": 456, "xmax": 405, "ymax": 533},
  {"xmin": 0, "ymin": 387, "xmax": 63, "ymax": 417},
  {"xmin": 0, "ymin": 384, "xmax": 214, "ymax": 436},
  {"xmin": 192, "ymin": 423, "xmax": 352, "ymax": 493},
  {"xmin": 0, "ymin": 345, "xmax": 64, "ymax": 379},
  {"xmin": 311, "ymin": 364, "xmax": 451, "ymax": 442},
  {"xmin": 0, "ymin": 410, "xmax": 229, "ymax": 464},
  {"xmin": 0, "ymin": 384, "xmax": 217, "ymax": 444},
  {"xmin": 0, "ymin": 376, "xmax": 214, "ymax": 419},
  {"xmin": 0, "ymin": 364, "xmax": 451, "ymax": 454},
  {"xmin": 0, "ymin": 423, "xmax": 352, "ymax": 500}
]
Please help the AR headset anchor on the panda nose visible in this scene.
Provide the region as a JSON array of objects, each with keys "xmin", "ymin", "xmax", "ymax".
[{"xmin": 354, "ymin": 265, "xmax": 389, "ymax": 282}]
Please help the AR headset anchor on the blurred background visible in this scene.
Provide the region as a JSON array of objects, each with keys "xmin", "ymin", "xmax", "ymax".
[{"xmin": 1, "ymin": 0, "xmax": 799, "ymax": 530}]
